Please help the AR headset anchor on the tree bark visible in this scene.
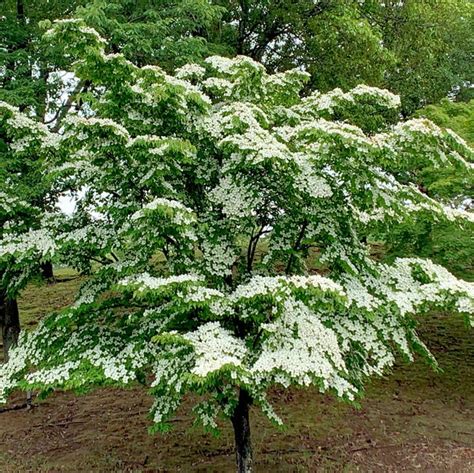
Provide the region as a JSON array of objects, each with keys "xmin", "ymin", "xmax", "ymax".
[
  {"xmin": 16, "ymin": 0, "xmax": 25, "ymax": 21},
  {"xmin": 0, "ymin": 291, "xmax": 20, "ymax": 362},
  {"xmin": 41, "ymin": 261, "xmax": 54, "ymax": 280},
  {"xmin": 231, "ymin": 389, "xmax": 253, "ymax": 473},
  {"xmin": 285, "ymin": 220, "xmax": 308, "ymax": 275}
]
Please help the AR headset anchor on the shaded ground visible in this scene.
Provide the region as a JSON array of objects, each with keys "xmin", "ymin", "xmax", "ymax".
[{"xmin": 0, "ymin": 274, "xmax": 473, "ymax": 472}]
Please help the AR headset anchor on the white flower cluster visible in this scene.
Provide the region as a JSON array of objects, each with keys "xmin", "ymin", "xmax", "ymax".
[
  {"xmin": 44, "ymin": 18, "xmax": 106, "ymax": 44},
  {"xmin": 131, "ymin": 198, "xmax": 195, "ymax": 226},
  {"xmin": 184, "ymin": 322, "xmax": 247, "ymax": 377},
  {"xmin": 279, "ymin": 118, "xmax": 372, "ymax": 149},
  {"xmin": 1, "ymin": 101, "xmax": 60, "ymax": 150},
  {"xmin": 65, "ymin": 115, "xmax": 130, "ymax": 140},
  {"xmin": 231, "ymin": 275, "xmax": 345, "ymax": 303},
  {"xmin": 250, "ymin": 298, "xmax": 355, "ymax": 398},
  {"xmin": 263, "ymin": 69, "xmax": 310, "ymax": 90},
  {"xmin": 164, "ymin": 75, "xmax": 211, "ymax": 106},
  {"xmin": 205, "ymin": 56, "xmax": 236, "ymax": 74},
  {"xmin": 81, "ymin": 340, "xmax": 156, "ymax": 384},
  {"xmin": 293, "ymin": 152, "xmax": 333, "ymax": 199},
  {"xmin": 193, "ymin": 400, "xmax": 220, "ymax": 431},
  {"xmin": 220, "ymin": 127, "xmax": 290, "ymax": 165},
  {"xmin": 328, "ymin": 313, "xmax": 396, "ymax": 376},
  {"xmin": 202, "ymin": 77, "xmax": 234, "ymax": 98},
  {"xmin": 27, "ymin": 361, "xmax": 80, "ymax": 385},
  {"xmin": 61, "ymin": 224, "xmax": 113, "ymax": 250},
  {"xmin": 442, "ymin": 205, "xmax": 474, "ymax": 224},
  {"xmin": 151, "ymin": 345, "xmax": 193, "ymax": 391},
  {"xmin": 200, "ymin": 235, "xmax": 239, "ymax": 277},
  {"xmin": 0, "ymin": 333, "xmax": 31, "ymax": 403},
  {"xmin": 379, "ymin": 258, "xmax": 474, "ymax": 318},
  {"xmin": 209, "ymin": 176, "xmax": 262, "ymax": 219},
  {"xmin": 392, "ymin": 118, "xmax": 443, "ymax": 141},
  {"xmin": 182, "ymin": 286, "xmax": 224, "ymax": 304},
  {"xmin": 119, "ymin": 273, "xmax": 203, "ymax": 292},
  {"xmin": 200, "ymin": 102, "xmax": 268, "ymax": 140},
  {"xmin": 175, "ymin": 63, "xmax": 206, "ymax": 79},
  {"xmin": 342, "ymin": 275, "xmax": 382, "ymax": 311},
  {"xmin": 0, "ymin": 228, "xmax": 57, "ymax": 258},
  {"xmin": 349, "ymin": 85, "xmax": 401, "ymax": 108},
  {"xmin": 294, "ymin": 84, "xmax": 400, "ymax": 117},
  {"xmin": 0, "ymin": 192, "xmax": 28, "ymax": 215},
  {"xmin": 79, "ymin": 25, "xmax": 107, "ymax": 43}
]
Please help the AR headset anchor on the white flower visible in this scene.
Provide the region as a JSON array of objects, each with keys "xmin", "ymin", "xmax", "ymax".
[{"xmin": 184, "ymin": 322, "xmax": 247, "ymax": 377}]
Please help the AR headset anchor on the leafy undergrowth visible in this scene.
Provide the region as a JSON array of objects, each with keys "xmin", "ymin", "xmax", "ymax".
[{"xmin": 0, "ymin": 274, "xmax": 473, "ymax": 471}]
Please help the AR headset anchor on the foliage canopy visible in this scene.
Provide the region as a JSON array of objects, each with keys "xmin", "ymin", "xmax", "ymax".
[{"xmin": 0, "ymin": 17, "xmax": 473, "ymax": 472}]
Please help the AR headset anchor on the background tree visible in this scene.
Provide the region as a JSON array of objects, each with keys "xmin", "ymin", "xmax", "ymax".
[
  {"xmin": 0, "ymin": 102, "xmax": 59, "ymax": 359},
  {"xmin": 0, "ymin": 0, "xmax": 86, "ymax": 115},
  {"xmin": 415, "ymin": 98, "xmax": 474, "ymax": 146},
  {"xmin": 0, "ymin": 21, "xmax": 473, "ymax": 472},
  {"xmin": 210, "ymin": 0, "xmax": 473, "ymax": 115},
  {"xmin": 214, "ymin": 0, "xmax": 393, "ymax": 91},
  {"xmin": 75, "ymin": 0, "xmax": 228, "ymax": 69},
  {"xmin": 382, "ymin": 98, "xmax": 474, "ymax": 278},
  {"xmin": 4, "ymin": 0, "xmax": 473, "ymax": 115},
  {"xmin": 365, "ymin": 0, "xmax": 474, "ymax": 115},
  {"xmin": 0, "ymin": 0, "xmax": 81, "ymax": 356}
]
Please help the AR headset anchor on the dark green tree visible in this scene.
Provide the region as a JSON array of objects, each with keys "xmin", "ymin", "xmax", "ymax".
[
  {"xmin": 366, "ymin": 0, "xmax": 474, "ymax": 115},
  {"xmin": 75, "ymin": 0, "xmax": 228, "ymax": 69},
  {"xmin": 416, "ymin": 99, "xmax": 474, "ymax": 146},
  {"xmin": 214, "ymin": 0, "xmax": 473, "ymax": 114},
  {"xmin": 215, "ymin": 0, "xmax": 392, "ymax": 91},
  {"xmin": 1, "ymin": 0, "xmax": 83, "ymax": 356},
  {"xmin": 383, "ymin": 98, "xmax": 474, "ymax": 279}
]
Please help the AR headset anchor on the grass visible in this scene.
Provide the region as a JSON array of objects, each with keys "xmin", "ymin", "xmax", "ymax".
[
  {"xmin": 18, "ymin": 267, "xmax": 84, "ymax": 328},
  {"xmin": 0, "ymin": 267, "xmax": 473, "ymax": 471},
  {"xmin": 0, "ymin": 268, "xmax": 85, "ymax": 363}
]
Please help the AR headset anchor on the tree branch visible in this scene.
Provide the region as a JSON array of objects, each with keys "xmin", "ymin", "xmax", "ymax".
[
  {"xmin": 51, "ymin": 80, "xmax": 87, "ymax": 133},
  {"xmin": 246, "ymin": 224, "xmax": 267, "ymax": 273},
  {"xmin": 285, "ymin": 220, "xmax": 308, "ymax": 275}
]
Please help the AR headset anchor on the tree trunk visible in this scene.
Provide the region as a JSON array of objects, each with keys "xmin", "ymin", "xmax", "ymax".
[
  {"xmin": 0, "ymin": 291, "xmax": 20, "ymax": 362},
  {"xmin": 231, "ymin": 389, "xmax": 253, "ymax": 473},
  {"xmin": 16, "ymin": 0, "xmax": 25, "ymax": 21},
  {"xmin": 41, "ymin": 261, "xmax": 54, "ymax": 280}
]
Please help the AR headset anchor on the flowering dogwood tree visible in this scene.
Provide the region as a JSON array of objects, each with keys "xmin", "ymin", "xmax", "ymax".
[
  {"xmin": 0, "ymin": 100, "xmax": 58, "ymax": 359},
  {"xmin": 1, "ymin": 20, "xmax": 473, "ymax": 472}
]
